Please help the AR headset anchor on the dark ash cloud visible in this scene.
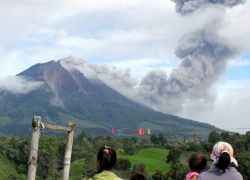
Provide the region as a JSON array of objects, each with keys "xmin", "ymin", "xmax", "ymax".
[{"xmin": 173, "ymin": 0, "xmax": 245, "ymax": 14}]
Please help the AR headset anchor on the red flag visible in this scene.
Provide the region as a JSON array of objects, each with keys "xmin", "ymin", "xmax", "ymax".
[
  {"xmin": 137, "ymin": 128, "xmax": 145, "ymax": 135},
  {"xmin": 111, "ymin": 128, "xmax": 116, "ymax": 135}
]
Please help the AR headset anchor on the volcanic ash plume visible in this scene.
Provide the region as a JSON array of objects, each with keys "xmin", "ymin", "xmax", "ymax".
[
  {"xmin": 173, "ymin": 0, "xmax": 245, "ymax": 14},
  {"xmin": 139, "ymin": 0, "xmax": 245, "ymax": 113}
]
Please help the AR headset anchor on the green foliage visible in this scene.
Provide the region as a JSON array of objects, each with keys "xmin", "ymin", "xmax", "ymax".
[
  {"xmin": 167, "ymin": 160, "xmax": 188, "ymax": 180},
  {"xmin": 221, "ymin": 132, "xmax": 230, "ymax": 141},
  {"xmin": 0, "ymin": 137, "xmax": 29, "ymax": 175},
  {"xmin": 208, "ymin": 131, "xmax": 222, "ymax": 143},
  {"xmin": 122, "ymin": 137, "xmax": 139, "ymax": 155},
  {"xmin": 36, "ymin": 136, "xmax": 64, "ymax": 179},
  {"xmin": 152, "ymin": 170, "xmax": 169, "ymax": 180},
  {"xmin": 150, "ymin": 133, "xmax": 167, "ymax": 147},
  {"xmin": 150, "ymin": 134, "xmax": 159, "ymax": 145},
  {"xmin": 236, "ymin": 152, "xmax": 250, "ymax": 180},
  {"xmin": 1, "ymin": 130, "xmax": 250, "ymax": 179},
  {"xmin": 246, "ymin": 131, "xmax": 250, "ymax": 151},
  {"xmin": 115, "ymin": 159, "xmax": 131, "ymax": 171},
  {"xmin": 70, "ymin": 159, "xmax": 88, "ymax": 180},
  {"xmin": 166, "ymin": 147, "xmax": 181, "ymax": 164},
  {"xmin": 0, "ymin": 156, "xmax": 26, "ymax": 180},
  {"xmin": 158, "ymin": 133, "xmax": 167, "ymax": 146}
]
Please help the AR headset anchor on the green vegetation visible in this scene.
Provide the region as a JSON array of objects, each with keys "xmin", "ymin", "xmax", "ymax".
[
  {"xmin": 70, "ymin": 159, "xmax": 87, "ymax": 180},
  {"xmin": 0, "ymin": 156, "xmax": 26, "ymax": 179},
  {"xmin": 0, "ymin": 131, "xmax": 250, "ymax": 179},
  {"xmin": 118, "ymin": 148, "xmax": 170, "ymax": 175}
]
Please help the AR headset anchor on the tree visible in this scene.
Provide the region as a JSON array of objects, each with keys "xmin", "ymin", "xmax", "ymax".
[
  {"xmin": 115, "ymin": 159, "xmax": 131, "ymax": 171},
  {"xmin": 36, "ymin": 136, "xmax": 63, "ymax": 179},
  {"xmin": 166, "ymin": 147, "xmax": 181, "ymax": 163},
  {"xmin": 186, "ymin": 142, "xmax": 204, "ymax": 152},
  {"xmin": 236, "ymin": 152, "xmax": 250, "ymax": 179},
  {"xmin": 122, "ymin": 138, "xmax": 137, "ymax": 155},
  {"xmin": 246, "ymin": 131, "xmax": 250, "ymax": 151},
  {"xmin": 150, "ymin": 134, "xmax": 159, "ymax": 145},
  {"xmin": 167, "ymin": 160, "xmax": 188, "ymax": 180},
  {"xmin": 158, "ymin": 133, "xmax": 167, "ymax": 146},
  {"xmin": 221, "ymin": 132, "xmax": 230, "ymax": 141},
  {"xmin": 208, "ymin": 131, "xmax": 221, "ymax": 143}
]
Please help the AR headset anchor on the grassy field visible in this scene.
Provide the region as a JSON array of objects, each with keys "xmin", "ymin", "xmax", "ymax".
[
  {"xmin": 118, "ymin": 148, "xmax": 170, "ymax": 175},
  {"xmin": 70, "ymin": 147, "xmax": 170, "ymax": 178}
]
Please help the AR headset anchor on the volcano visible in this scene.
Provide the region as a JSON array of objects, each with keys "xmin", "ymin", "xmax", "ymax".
[{"xmin": 0, "ymin": 59, "xmax": 216, "ymax": 138}]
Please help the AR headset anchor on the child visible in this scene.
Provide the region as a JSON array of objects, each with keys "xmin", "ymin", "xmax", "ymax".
[
  {"xmin": 130, "ymin": 164, "xmax": 147, "ymax": 180},
  {"xmin": 85, "ymin": 146, "xmax": 121, "ymax": 180},
  {"xmin": 186, "ymin": 153, "xmax": 207, "ymax": 180}
]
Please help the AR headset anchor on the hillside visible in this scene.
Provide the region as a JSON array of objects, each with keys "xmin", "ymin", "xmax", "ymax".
[{"xmin": 0, "ymin": 60, "xmax": 217, "ymax": 138}]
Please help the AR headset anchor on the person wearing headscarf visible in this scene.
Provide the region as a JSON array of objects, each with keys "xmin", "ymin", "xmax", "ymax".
[
  {"xmin": 198, "ymin": 141, "xmax": 243, "ymax": 180},
  {"xmin": 84, "ymin": 146, "xmax": 122, "ymax": 180}
]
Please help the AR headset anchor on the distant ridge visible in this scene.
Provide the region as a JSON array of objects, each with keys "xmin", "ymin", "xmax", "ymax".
[{"xmin": 0, "ymin": 59, "xmax": 217, "ymax": 138}]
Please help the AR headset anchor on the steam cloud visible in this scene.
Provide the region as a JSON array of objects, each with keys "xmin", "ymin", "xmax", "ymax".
[
  {"xmin": 138, "ymin": 0, "xmax": 245, "ymax": 113},
  {"xmin": 0, "ymin": 76, "xmax": 43, "ymax": 94}
]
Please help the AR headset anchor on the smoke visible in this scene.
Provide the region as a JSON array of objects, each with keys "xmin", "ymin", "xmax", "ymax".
[
  {"xmin": 58, "ymin": 0, "xmax": 246, "ymax": 115},
  {"xmin": 173, "ymin": 0, "xmax": 245, "ymax": 14},
  {"xmin": 139, "ymin": 0, "xmax": 245, "ymax": 113},
  {"xmin": 59, "ymin": 57, "xmax": 138, "ymax": 99},
  {"xmin": 0, "ymin": 76, "xmax": 43, "ymax": 94}
]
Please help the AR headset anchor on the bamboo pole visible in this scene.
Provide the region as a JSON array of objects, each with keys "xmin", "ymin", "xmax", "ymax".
[
  {"xmin": 28, "ymin": 116, "xmax": 42, "ymax": 180},
  {"xmin": 62, "ymin": 123, "xmax": 75, "ymax": 180},
  {"xmin": 43, "ymin": 123, "xmax": 72, "ymax": 132}
]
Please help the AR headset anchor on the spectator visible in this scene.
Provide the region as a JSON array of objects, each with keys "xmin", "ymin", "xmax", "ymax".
[
  {"xmin": 130, "ymin": 164, "xmax": 147, "ymax": 180},
  {"xmin": 186, "ymin": 153, "xmax": 207, "ymax": 180},
  {"xmin": 198, "ymin": 141, "xmax": 243, "ymax": 180},
  {"xmin": 84, "ymin": 146, "xmax": 121, "ymax": 180}
]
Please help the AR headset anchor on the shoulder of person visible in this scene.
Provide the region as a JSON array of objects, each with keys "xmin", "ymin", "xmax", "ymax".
[
  {"xmin": 198, "ymin": 167, "xmax": 218, "ymax": 178},
  {"xmin": 83, "ymin": 177, "xmax": 93, "ymax": 180},
  {"xmin": 228, "ymin": 167, "xmax": 244, "ymax": 179},
  {"xmin": 198, "ymin": 166, "xmax": 244, "ymax": 180},
  {"xmin": 227, "ymin": 167, "xmax": 240, "ymax": 172},
  {"xmin": 93, "ymin": 170, "xmax": 122, "ymax": 180}
]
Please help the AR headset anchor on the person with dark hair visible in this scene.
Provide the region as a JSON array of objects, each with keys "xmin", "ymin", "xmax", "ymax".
[
  {"xmin": 84, "ymin": 146, "xmax": 121, "ymax": 180},
  {"xmin": 198, "ymin": 141, "xmax": 243, "ymax": 180},
  {"xmin": 186, "ymin": 153, "xmax": 207, "ymax": 180},
  {"xmin": 130, "ymin": 164, "xmax": 147, "ymax": 180}
]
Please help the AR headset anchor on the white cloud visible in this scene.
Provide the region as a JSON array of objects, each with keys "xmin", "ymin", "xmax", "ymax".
[
  {"xmin": 0, "ymin": 0, "xmax": 249, "ymax": 133},
  {"xmin": 57, "ymin": 35, "xmax": 108, "ymax": 49},
  {"xmin": 219, "ymin": 0, "xmax": 250, "ymax": 52},
  {"xmin": 0, "ymin": 0, "xmax": 232, "ymax": 77},
  {"xmin": 178, "ymin": 80, "xmax": 250, "ymax": 133},
  {"xmin": 0, "ymin": 76, "xmax": 43, "ymax": 94},
  {"xmin": 229, "ymin": 58, "xmax": 250, "ymax": 67}
]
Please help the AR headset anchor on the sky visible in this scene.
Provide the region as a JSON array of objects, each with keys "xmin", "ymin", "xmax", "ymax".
[{"xmin": 0, "ymin": 0, "xmax": 250, "ymax": 133}]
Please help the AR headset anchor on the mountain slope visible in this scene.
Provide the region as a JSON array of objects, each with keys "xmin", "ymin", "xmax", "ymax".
[{"xmin": 0, "ymin": 60, "xmax": 216, "ymax": 138}]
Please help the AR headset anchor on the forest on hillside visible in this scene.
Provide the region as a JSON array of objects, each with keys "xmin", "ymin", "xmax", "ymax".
[{"xmin": 0, "ymin": 131, "xmax": 249, "ymax": 180}]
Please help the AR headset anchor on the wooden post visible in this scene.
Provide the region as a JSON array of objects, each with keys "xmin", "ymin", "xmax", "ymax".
[
  {"xmin": 28, "ymin": 116, "xmax": 42, "ymax": 180},
  {"xmin": 62, "ymin": 123, "xmax": 75, "ymax": 180}
]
